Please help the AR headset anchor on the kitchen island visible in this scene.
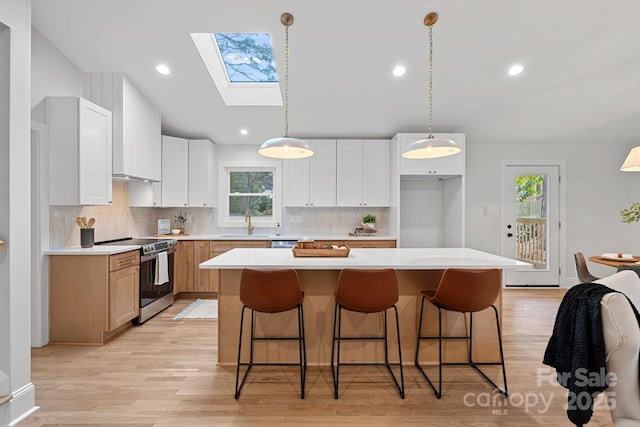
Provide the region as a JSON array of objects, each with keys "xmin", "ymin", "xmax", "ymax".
[{"xmin": 200, "ymin": 247, "xmax": 530, "ymax": 366}]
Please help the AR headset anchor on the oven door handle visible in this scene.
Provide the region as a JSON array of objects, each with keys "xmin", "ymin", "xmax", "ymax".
[{"xmin": 140, "ymin": 247, "xmax": 176, "ymax": 263}]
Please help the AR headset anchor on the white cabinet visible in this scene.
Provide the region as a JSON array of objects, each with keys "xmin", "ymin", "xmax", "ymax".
[
  {"xmin": 159, "ymin": 136, "xmax": 216, "ymax": 208},
  {"xmin": 84, "ymin": 72, "xmax": 162, "ymax": 181},
  {"xmin": 336, "ymin": 139, "xmax": 390, "ymax": 207},
  {"xmin": 395, "ymin": 133, "xmax": 465, "ymax": 176},
  {"xmin": 283, "ymin": 139, "xmax": 336, "ymax": 207},
  {"xmin": 128, "ymin": 181, "xmax": 162, "ymax": 207},
  {"xmin": 47, "ymin": 96, "xmax": 113, "ymax": 206},
  {"xmin": 188, "ymin": 139, "xmax": 217, "ymax": 207},
  {"xmin": 161, "ymin": 136, "xmax": 189, "ymax": 207}
]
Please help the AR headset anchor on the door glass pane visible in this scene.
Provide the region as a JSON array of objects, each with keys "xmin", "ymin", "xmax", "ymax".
[{"xmin": 515, "ymin": 174, "xmax": 548, "ymax": 269}]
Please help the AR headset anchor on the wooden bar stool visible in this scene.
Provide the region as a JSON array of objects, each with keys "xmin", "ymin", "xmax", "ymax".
[
  {"xmin": 235, "ymin": 268, "xmax": 306, "ymax": 399},
  {"xmin": 331, "ymin": 268, "xmax": 405, "ymax": 399},
  {"xmin": 415, "ymin": 268, "xmax": 507, "ymax": 399}
]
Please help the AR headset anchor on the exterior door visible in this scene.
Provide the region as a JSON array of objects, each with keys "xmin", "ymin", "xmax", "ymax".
[{"xmin": 501, "ymin": 165, "xmax": 560, "ymax": 286}]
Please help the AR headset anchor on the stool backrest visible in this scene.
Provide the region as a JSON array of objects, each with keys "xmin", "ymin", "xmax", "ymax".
[
  {"xmin": 431, "ymin": 268, "xmax": 501, "ymax": 313},
  {"xmin": 336, "ymin": 269, "xmax": 398, "ymax": 313},
  {"xmin": 240, "ymin": 268, "xmax": 303, "ymax": 313}
]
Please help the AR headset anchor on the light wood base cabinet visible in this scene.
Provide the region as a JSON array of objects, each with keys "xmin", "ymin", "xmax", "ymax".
[
  {"xmin": 174, "ymin": 241, "xmax": 194, "ymax": 293},
  {"xmin": 49, "ymin": 250, "xmax": 140, "ymax": 344},
  {"xmin": 209, "ymin": 240, "xmax": 271, "ymax": 293}
]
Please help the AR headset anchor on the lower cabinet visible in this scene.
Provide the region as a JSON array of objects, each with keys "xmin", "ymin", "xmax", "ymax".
[
  {"xmin": 209, "ymin": 240, "xmax": 271, "ymax": 292},
  {"xmin": 49, "ymin": 250, "xmax": 140, "ymax": 344},
  {"xmin": 194, "ymin": 240, "xmax": 212, "ymax": 292},
  {"xmin": 174, "ymin": 240, "xmax": 273, "ymax": 294},
  {"xmin": 174, "ymin": 240, "xmax": 194, "ymax": 293}
]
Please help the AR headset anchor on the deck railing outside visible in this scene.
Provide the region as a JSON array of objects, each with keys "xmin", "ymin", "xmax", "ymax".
[{"xmin": 516, "ymin": 217, "xmax": 546, "ymax": 268}]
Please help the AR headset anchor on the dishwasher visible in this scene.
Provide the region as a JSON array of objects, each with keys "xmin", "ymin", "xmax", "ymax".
[{"xmin": 270, "ymin": 239, "xmax": 298, "ymax": 249}]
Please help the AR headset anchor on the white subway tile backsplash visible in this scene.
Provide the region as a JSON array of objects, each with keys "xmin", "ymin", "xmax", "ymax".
[{"xmin": 49, "ymin": 182, "xmax": 390, "ymax": 249}]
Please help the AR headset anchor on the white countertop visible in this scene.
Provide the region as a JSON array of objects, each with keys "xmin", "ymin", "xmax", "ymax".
[
  {"xmin": 199, "ymin": 247, "xmax": 531, "ymax": 270},
  {"xmin": 45, "ymin": 245, "xmax": 141, "ymax": 255},
  {"xmin": 153, "ymin": 233, "xmax": 396, "ymax": 241}
]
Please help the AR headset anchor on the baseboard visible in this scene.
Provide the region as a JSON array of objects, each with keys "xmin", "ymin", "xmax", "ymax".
[{"xmin": 2, "ymin": 383, "xmax": 37, "ymax": 427}]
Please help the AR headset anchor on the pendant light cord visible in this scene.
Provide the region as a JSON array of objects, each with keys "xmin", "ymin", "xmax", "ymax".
[
  {"xmin": 427, "ymin": 24, "xmax": 433, "ymax": 139},
  {"xmin": 284, "ymin": 24, "xmax": 290, "ymax": 137}
]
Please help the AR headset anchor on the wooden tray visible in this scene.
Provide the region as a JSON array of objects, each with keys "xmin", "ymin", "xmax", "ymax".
[{"xmin": 292, "ymin": 245, "xmax": 350, "ymax": 257}]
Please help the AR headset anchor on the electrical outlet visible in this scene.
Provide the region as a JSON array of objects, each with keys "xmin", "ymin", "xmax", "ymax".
[
  {"xmin": 290, "ymin": 215, "xmax": 303, "ymax": 223},
  {"xmin": 411, "ymin": 214, "xmax": 418, "ymax": 223},
  {"xmin": 186, "ymin": 214, "xmax": 192, "ymax": 222}
]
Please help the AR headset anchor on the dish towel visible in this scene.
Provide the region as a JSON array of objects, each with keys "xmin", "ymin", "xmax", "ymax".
[{"xmin": 154, "ymin": 251, "xmax": 169, "ymax": 286}]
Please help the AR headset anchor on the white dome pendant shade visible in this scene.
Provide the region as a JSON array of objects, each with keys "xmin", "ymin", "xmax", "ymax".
[
  {"xmin": 258, "ymin": 13, "xmax": 313, "ymax": 160},
  {"xmin": 402, "ymin": 12, "xmax": 461, "ymax": 160},
  {"xmin": 621, "ymin": 146, "xmax": 640, "ymax": 171},
  {"xmin": 402, "ymin": 136, "xmax": 461, "ymax": 159},
  {"xmin": 258, "ymin": 136, "xmax": 313, "ymax": 159}
]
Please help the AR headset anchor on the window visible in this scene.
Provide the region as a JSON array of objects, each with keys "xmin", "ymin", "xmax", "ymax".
[
  {"xmin": 229, "ymin": 171, "xmax": 273, "ymax": 218},
  {"xmin": 218, "ymin": 163, "xmax": 281, "ymax": 228},
  {"xmin": 213, "ymin": 33, "xmax": 277, "ymax": 83},
  {"xmin": 191, "ymin": 32, "xmax": 283, "ymax": 106}
]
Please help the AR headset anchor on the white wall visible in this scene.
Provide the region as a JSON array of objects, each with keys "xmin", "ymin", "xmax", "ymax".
[
  {"xmin": 31, "ymin": 26, "xmax": 83, "ymax": 107},
  {"xmin": 465, "ymin": 141, "xmax": 639, "ymax": 284},
  {"xmin": 0, "ymin": 0, "xmax": 37, "ymax": 424}
]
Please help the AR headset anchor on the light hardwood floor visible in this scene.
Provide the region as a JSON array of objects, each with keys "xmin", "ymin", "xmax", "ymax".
[{"xmin": 22, "ymin": 289, "xmax": 614, "ymax": 426}]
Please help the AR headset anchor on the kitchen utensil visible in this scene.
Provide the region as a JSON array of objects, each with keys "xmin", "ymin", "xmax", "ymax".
[
  {"xmin": 87, "ymin": 218, "xmax": 95, "ymax": 228},
  {"xmin": 81, "ymin": 217, "xmax": 88, "ymax": 228},
  {"xmin": 75, "ymin": 217, "xmax": 85, "ymax": 228}
]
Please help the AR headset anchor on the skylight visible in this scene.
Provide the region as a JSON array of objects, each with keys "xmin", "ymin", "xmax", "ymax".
[
  {"xmin": 214, "ymin": 33, "xmax": 278, "ymax": 83},
  {"xmin": 191, "ymin": 32, "xmax": 283, "ymax": 106}
]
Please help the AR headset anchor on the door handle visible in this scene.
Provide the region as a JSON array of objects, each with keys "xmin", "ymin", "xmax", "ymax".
[{"xmin": 507, "ymin": 233, "xmax": 513, "ymax": 237}]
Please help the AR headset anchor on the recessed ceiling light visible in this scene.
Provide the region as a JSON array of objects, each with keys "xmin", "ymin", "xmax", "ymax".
[
  {"xmin": 240, "ymin": 129, "xmax": 248, "ymax": 135},
  {"xmin": 393, "ymin": 65, "xmax": 406, "ymax": 77},
  {"xmin": 156, "ymin": 64, "xmax": 171, "ymax": 75},
  {"xmin": 508, "ymin": 64, "xmax": 524, "ymax": 76}
]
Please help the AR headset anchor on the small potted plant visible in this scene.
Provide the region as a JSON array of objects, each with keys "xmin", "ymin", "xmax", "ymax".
[
  {"xmin": 174, "ymin": 210, "xmax": 188, "ymax": 234},
  {"xmin": 361, "ymin": 213, "xmax": 377, "ymax": 230}
]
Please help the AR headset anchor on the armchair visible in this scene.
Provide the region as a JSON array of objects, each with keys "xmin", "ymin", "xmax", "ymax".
[{"xmin": 595, "ymin": 270, "xmax": 640, "ymax": 426}]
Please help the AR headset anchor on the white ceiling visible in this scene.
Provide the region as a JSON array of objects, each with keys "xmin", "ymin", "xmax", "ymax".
[{"xmin": 31, "ymin": 0, "xmax": 640, "ymax": 147}]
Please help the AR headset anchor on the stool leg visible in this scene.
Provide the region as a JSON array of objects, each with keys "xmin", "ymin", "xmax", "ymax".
[
  {"xmin": 297, "ymin": 303, "xmax": 306, "ymax": 399},
  {"xmin": 235, "ymin": 305, "xmax": 250, "ymax": 399},
  {"xmin": 392, "ymin": 305, "xmax": 405, "ymax": 399},
  {"xmin": 383, "ymin": 310, "xmax": 389, "ymax": 364},
  {"xmin": 467, "ymin": 307, "xmax": 508, "ymax": 397},
  {"xmin": 414, "ymin": 296, "xmax": 442, "ymax": 399},
  {"xmin": 436, "ymin": 306, "xmax": 443, "ymax": 399},
  {"xmin": 330, "ymin": 301, "xmax": 340, "ymax": 399}
]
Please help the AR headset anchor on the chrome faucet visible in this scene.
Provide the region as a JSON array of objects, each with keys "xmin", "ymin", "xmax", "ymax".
[{"xmin": 245, "ymin": 209, "xmax": 253, "ymax": 235}]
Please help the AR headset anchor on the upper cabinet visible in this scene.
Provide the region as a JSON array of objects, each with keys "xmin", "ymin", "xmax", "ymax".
[
  {"xmin": 161, "ymin": 136, "xmax": 189, "ymax": 207},
  {"xmin": 337, "ymin": 139, "xmax": 390, "ymax": 207},
  {"xmin": 83, "ymin": 72, "xmax": 162, "ymax": 181},
  {"xmin": 283, "ymin": 139, "xmax": 337, "ymax": 207},
  {"xmin": 47, "ymin": 96, "xmax": 113, "ymax": 206},
  {"xmin": 188, "ymin": 139, "xmax": 217, "ymax": 207},
  {"xmin": 395, "ymin": 133, "xmax": 465, "ymax": 176},
  {"xmin": 160, "ymin": 136, "xmax": 216, "ymax": 208}
]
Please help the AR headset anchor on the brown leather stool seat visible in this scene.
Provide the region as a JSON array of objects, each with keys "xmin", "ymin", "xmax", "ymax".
[
  {"xmin": 331, "ymin": 268, "xmax": 405, "ymax": 399},
  {"xmin": 415, "ymin": 268, "xmax": 507, "ymax": 399},
  {"xmin": 234, "ymin": 268, "xmax": 306, "ymax": 399}
]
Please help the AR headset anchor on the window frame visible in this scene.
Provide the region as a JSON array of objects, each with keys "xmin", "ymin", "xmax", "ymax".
[{"xmin": 217, "ymin": 161, "xmax": 282, "ymax": 228}]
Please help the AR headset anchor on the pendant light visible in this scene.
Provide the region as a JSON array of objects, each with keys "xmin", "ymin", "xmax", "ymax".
[
  {"xmin": 621, "ymin": 146, "xmax": 640, "ymax": 171},
  {"xmin": 258, "ymin": 13, "xmax": 313, "ymax": 159},
  {"xmin": 402, "ymin": 13, "xmax": 461, "ymax": 159}
]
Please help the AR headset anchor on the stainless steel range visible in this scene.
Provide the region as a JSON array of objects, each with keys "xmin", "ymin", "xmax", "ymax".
[{"xmin": 96, "ymin": 237, "xmax": 177, "ymax": 324}]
